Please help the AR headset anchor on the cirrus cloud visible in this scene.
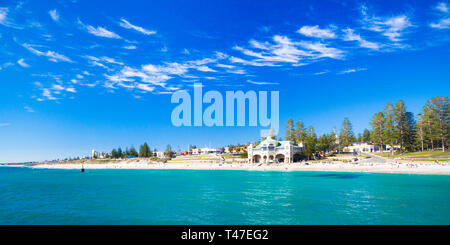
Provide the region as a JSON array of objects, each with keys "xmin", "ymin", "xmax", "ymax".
[
  {"xmin": 22, "ymin": 43, "xmax": 72, "ymax": 63},
  {"xmin": 297, "ymin": 25, "xmax": 336, "ymax": 39},
  {"xmin": 119, "ymin": 18, "xmax": 156, "ymax": 35},
  {"xmin": 78, "ymin": 19, "xmax": 121, "ymax": 39},
  {"xmin": 17, "ymin": 58, "xmax": 30, "ymax": 67},
  {"xmin": 49, "ymin": 9, "xmax": 59, "ymax": 22}
]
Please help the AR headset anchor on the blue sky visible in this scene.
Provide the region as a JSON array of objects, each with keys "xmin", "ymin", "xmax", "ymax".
[{"xmin": 0, "ymin": 0, "xmax": 449, "ymax": 162}]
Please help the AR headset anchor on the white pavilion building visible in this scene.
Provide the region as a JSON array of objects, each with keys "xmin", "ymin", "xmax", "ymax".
[{"xmin": 247, "ymin": 129, "xmax": 305, "ymax": 163}]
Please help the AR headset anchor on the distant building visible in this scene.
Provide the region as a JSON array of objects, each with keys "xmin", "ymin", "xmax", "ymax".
[
  {"xmin": 344, "ymin": 142, "xmax": 400, "ymax": 153},
  {"xmin": 191, "ymin": 147, "xmax": 221, "ymax": 155},
  {"xmin": 155, "ymin": 151, "xmax": 165, "ymax": 158},
  {"xmin": 200, "ymin": 147, "xmax": 221, "ymax": 154},
  {"xmin": 247, "ymin": 128, "xmax": 304, "ymax": 163},
  {"xmin": 191, "ymin": 148, "xmax": 201, "ymax": 155},
  {"xmin": 385, "ymin": 144, "xmax": 401, "ymax": 152},
  {"xmin": 343, "ymin": 142, "xmax": 377, "ymax": 153},
  {"xmin": 91, "ymin": 150, "xmax": 106, "ymax": 159}
]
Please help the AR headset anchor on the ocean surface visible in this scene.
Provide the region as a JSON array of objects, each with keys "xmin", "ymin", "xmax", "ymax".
[{"xmin": 0, "ymin": 167, "xmax": 449, "ymax": 224}]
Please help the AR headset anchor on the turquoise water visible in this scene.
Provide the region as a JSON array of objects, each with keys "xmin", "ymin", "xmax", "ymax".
[{"xmin": 0, "ymin": 167, "xmax": 449, "ymax": 224}]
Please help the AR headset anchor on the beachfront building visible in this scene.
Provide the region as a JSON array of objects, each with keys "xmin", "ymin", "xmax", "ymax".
[
  {"xmin": 343, "ymin": 142, "xmax": 401, "ymax": 153},
  {"xmin": 343, "ymin": 142, "xmax": 377, "ymax": 153},
  {"xmin": 247, "ymin": 130, "xmax": 305, "ymax": 163},
  {"xmin": 191, "ymin": 147, "xmax": 221, "ymax": 155},
  {"xmin": 91, "ymin": 149, "xmax": 107, "ymax": 159},
  {"xmin": 155, "ymin": 151, "xmax": 165, "ymax": 158},
  {"xmin": 385, "ymin": 144, "xmax": 401, "ymax": 152},
  {"xmin": 191, "ymin": 148, "xmax": 201, "ymax": 155},
  {"xmin": 201, "ymin": 147, "xmax": 221, "ymax": 154}
]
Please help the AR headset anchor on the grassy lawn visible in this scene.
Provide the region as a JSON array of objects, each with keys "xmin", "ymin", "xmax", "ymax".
[{"xmin": 375, "ymin": 151, "xmax": 449, "ymax": 161}]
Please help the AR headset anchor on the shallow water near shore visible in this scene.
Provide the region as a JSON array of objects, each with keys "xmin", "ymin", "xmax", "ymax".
[{"xmin": 0, "ymin": 166, "xmax": 449, "ymax": 224}]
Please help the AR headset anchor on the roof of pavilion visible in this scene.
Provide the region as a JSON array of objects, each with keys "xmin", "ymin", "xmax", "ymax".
[{"xmin": 253, "ymin": 137, "xmax": 296, "ymax": 150}]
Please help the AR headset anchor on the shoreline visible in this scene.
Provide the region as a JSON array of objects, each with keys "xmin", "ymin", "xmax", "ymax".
[{"xmin": 4, "ymin": 160, "xmax": 450, "ymax": 175}]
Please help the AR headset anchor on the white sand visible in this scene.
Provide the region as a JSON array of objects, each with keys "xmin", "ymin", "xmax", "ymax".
[{"xmin": 20, "ymin": 160, "xmax": 450, "ymax": 175}]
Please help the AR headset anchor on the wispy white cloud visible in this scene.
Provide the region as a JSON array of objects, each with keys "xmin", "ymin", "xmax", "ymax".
[
  {"xmin": 33, "ymin": 77, "xmax": 78, "ymax": 101},
  {"xmin": 123, "ymin": 45, "xmax": 137, "ymax": 50},
  {"xmin": 430, "ymin": 2, "xmax": 450, "ymax": 29},
  {"xmin": 105, "ymin": 64, "xmax": 175, "ymax": 92},
  {"xmin": 216, "ymin": 63, "xmax": 235, "ymax": 69},
  {"xmin": 297, "ymin": 25, "xmax": 336, "ymax": 39},
  {"xmin": 0, "ymin": 7, "xmax": 7, "ymax": 24},
  {"xmin": 186, "ymin": 58, "xmax": 217, "ymax": 66},
  {"xmin": 84, "ymin": 56, "xmax": 123, "ymax": 70},
  {"xmin": 436, "ymin": 2, "xmax": 449, "ymax": 13},
  {"xmin": 214, "ymin": 51, "xmax": 228, "ymax": 59},
  {"xmin": 291, "ymin": 63, "xmax": 308, "ymax": 67},
  {"xmin": 12, "ymin": 2, "xmax": 450, "ymax": 101},
  {"xmin": 143, "ymin": 63, "xmax": 187, "ymax": 76},
  {"xmin": 361, "ymin": 6, "xmax": 412, "ymax": 42},
  {"xmin": 249, "ymin": 40, "xmax": 271, "ymax": 50},
  {"xmin": 49, "ymin": 9, "xmax": 59, "ymax": 22},
  {"xmin": 233, "ymin": 34, "xmax": 344, "ymax": 68},
  {"xmin": 103, "ymin": 55, "xmax": 225, "ymax": 93},
  {"xmin": 0, "ymin": 7, "xmax": 21, "ymax": 29},
  {"xmin": 17, "ymin": 58, "xmax": 30, "ymax": 67},
  {"xmin": 41, "ymin": 88, "xmax": 58, "ymax": 101},
  {"xmin": 51, "ymin": 84, "xmax": 65, "ymax": 91},
  {"xmin": 99, "ymin": 56, "xmax": 123, "ymax": 65},
  {"xmin": 0, "ymin": 123, "xmax": 11, "ymax": 127},
  {"xmin": 298, "ymin": 41, "xmax": 345, "ymax": 59},
  {"xmin": 87, "ymin": 26, "xmax": 121, "ymax": 39},
  {"xmin": 119, "ymin": 18, "xmax": 156, "ymax": 35},
  {"xmin": 22, "ymin": 43, "xmax": 72, "ymax": 63},
  {"xmin": 229, "ymin": 56, "xmax": 278, "ymax": 66},
  {"xmin": 203, "ymin": 76, "xmax": 216, "ymax": 80},
  {"xmin": 136, "ymin": 83, "xmax": 155, "ymax": 92},
  {"xmin": 431, "ymin": 18, "xmax": 450, "ymax": 29},
  {"xmin": 226, "ymin": 68, "xmax": 246, "ymax": 74},
  {"xmin": 78, "ymin": 19, "xmax": 121, "ymax": 39},
  {"xmin": 0, "ymin": 62, "xmax": 13, "ymax": 71},
  {"xmin": 342, "ymin": 28, "xmax": 381, "ymax": 50},
  {"xmin": 337, "ymin": 67, "xmax": 367, "ymax": 74},
  {"xmin": 194, "ymin": 65, "xmax": 217, "ymax": 72},
  {"xmin": 247, "ymin": 80, "xmax": 279, "ymax": 85},
  {"xmin": 314, "ymin": 70, "xmax": 330, "ymax": 75},
  {"xmin": 66, "ymin": 87, "xmax": 76, "ymax": 93},
  {"xmin": 234, "ymin": 35, "xmax": 312, "ymax": 64}
]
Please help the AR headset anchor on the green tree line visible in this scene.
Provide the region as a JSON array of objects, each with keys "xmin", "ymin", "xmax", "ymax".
[
  {"xmin": 369, "ymin": 98, "xmax": 449, "ymax": 153},
  {"xmin": 284, "ymin": 96, "xmax": 449, "ymax": 158},
  {"xmin": 110, "ymin": 142, "xmax": 157, "ymax": 159}
]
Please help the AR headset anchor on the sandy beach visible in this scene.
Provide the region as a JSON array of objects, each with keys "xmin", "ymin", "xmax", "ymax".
[{"xmin": 5, "ymin": 158, "xmax": 448, "ymax": 175}]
